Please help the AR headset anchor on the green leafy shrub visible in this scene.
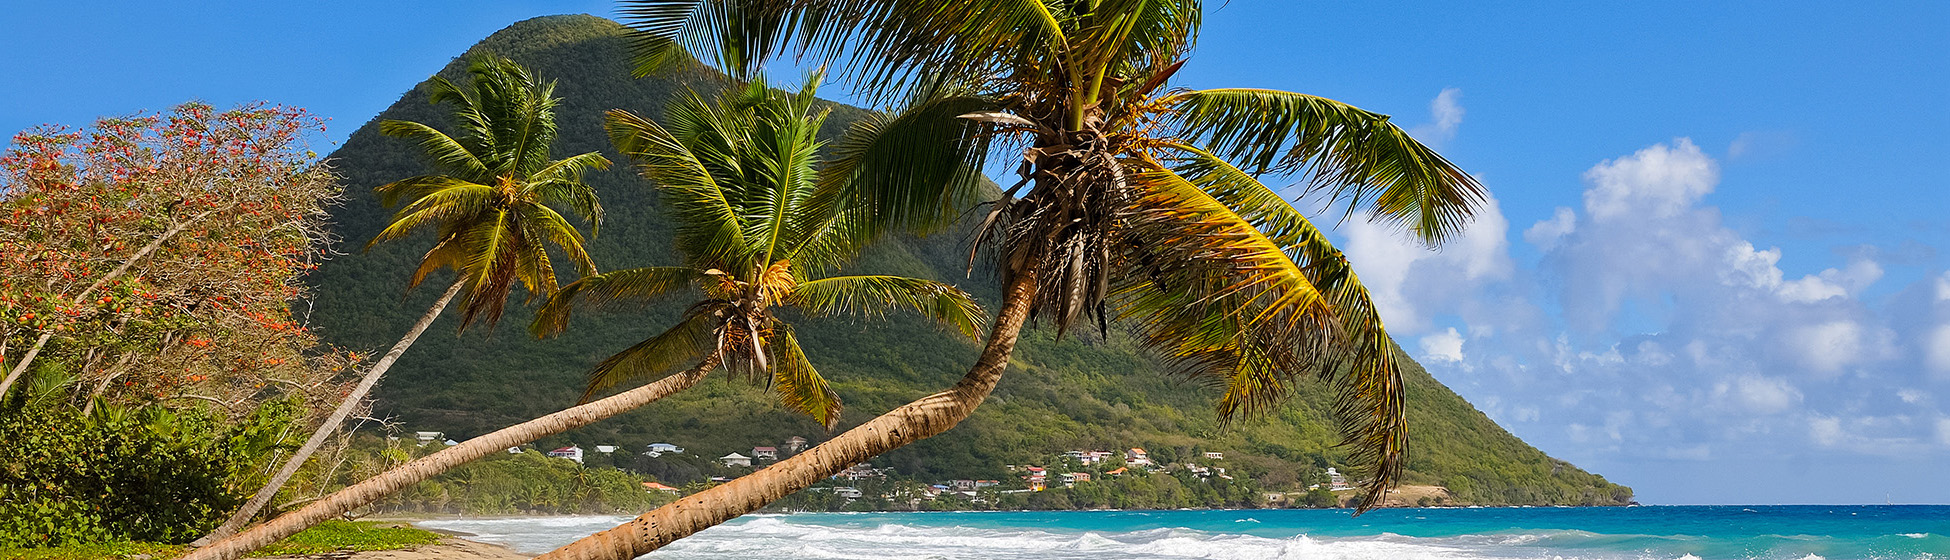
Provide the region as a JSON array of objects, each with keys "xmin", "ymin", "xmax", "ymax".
[{"xmin": 0, "ymin": 399, "xmax": 301, "ymax": 546}]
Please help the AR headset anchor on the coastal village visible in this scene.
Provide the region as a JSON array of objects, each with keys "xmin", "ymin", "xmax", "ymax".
[{"xmin": 392, "ymin": 431, "xmax": 1385, "ymax": 510}]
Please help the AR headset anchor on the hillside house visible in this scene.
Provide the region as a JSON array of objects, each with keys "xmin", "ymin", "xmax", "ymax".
[
  {"xmin": 783, "ymin": 436, "xmax": 809, "ymax": 454},
  {"xmin": 838, "ymin": 463, "xmax": 885, "ymax": 481},
  {"xmin": 547, "ymin": 446, "xmax": 584, "ymax": 464},
  {"xmin": 645, "ymin": 443, "xmax": 683, "ymax": 456},
  {"xmin": 1065, "ymin": 450, "xmax": 1115, "ymax": 465},
  {"xmin": 752, "ymin": 446, "xmax": 779, "ymax": 461},
  {"xmin": 595, "ymin": 445, "xmax": 619, "ymax": 454},
  {"xmin": 1061, "ymin": 472, "xmax": 1091, "ymax": 487},
  {"xmin": 1326, "ymin": 467, "xmax": 1351, "ymax": 490},
  {"xmin": 1203, "ymin": 451, "xmax": 1224, "ymax": 460},
  {"xmin": 833, "ymin": 487, "xmax": 863, "ymax": 499},
  {"xmin": 950, "ymin": 479, "xmax": 977, "ymax": 490},
  {"xmin": 1126, "ymin": 448, "xmax": 1152, "ymax": 467},
  {"xmin": 413, "ymin": 431, "xmax": 444, "ymax": 447},
  {"xmin": 642, "ymin": 481, "xmax": 681, "ymax": 494},
  {"xmin": 721, "ymin": 453, "xmax": 752, "ymax": 467},
  {"xmin": 974, "ymin": 480, "xmax": 1000, "ymax": 488}
]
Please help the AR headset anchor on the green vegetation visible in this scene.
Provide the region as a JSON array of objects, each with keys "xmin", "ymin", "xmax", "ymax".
[
  {"xmin": 308, "ymin": 14, "xmax": 1629, "ymax": 509},
  {"xmin": 0, "ymin": 521, "xmax": 443, "ymax": 560},
  {"xmin": 249, "ymin": 521, "xmax": 441, "ymax": 556},
  {"xmin": 355, "ymin": 443, "xmax": 675, "ymax": 515}
]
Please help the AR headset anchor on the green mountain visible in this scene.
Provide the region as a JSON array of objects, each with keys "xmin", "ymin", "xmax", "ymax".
[{"xmin": 307, "ymin": 14, "xmax": 1630, "ymax": 507}]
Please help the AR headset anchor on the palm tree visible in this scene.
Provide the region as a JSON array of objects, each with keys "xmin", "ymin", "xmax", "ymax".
[
  {"xmin": 194, "ymin": 54, "xmax": 608, "ymax": 545},
  {"xmin": 181, "ymin": 76, "xmax": 985, "ymax": 560},
  {"xmin": 536, "ymin": 2, "xmax": 1487, "ymax": 557}
]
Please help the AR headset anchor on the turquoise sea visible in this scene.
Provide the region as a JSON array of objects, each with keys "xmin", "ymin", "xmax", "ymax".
[{"xmin": 418, "ymin": 506, "xmax": 1950, "ymax": 560}]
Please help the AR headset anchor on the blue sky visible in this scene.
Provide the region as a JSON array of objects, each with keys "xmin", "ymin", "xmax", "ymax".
[{"xmin": 5, "ymin": 1, "xmax": 1946, "ymax": 505}]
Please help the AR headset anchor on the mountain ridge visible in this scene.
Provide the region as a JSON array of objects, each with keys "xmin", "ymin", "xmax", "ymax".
[{"xmin": 305, "ymin": 14, "xmax": 1631, "ymax": 506}]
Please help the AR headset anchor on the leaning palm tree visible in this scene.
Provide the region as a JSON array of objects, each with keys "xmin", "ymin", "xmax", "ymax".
[
  {"xmin": 182, "ymin": 76, "xmax": 984, "ymax": 560},
  {"xmin": 537, "ymin": 2, "xmax": 1486, "ymax": 557},
  {"xmin": 194, "ymin": 54, "xmax": 607, "ymax": 545}
]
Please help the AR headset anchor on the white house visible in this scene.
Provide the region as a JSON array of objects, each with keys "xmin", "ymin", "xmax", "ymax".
[
  {"xmin": 507, "ymin": 446, "xmax": 524, "ymax": 454},
  {"xmin": 547, "ymin": 446, "xmax": 585, "ymax": 464},
  {"xmin": 1126, "ymin": 448, "xmax": 1152, "ymax": 467},
  {"xmin": 1203, "ymin": 451, "xmax": 1224, "ymax": 460},
  {"xmin": 413, "ymin": 431, "xmax": 444, "ymax": 447},
  {"xmin": 833, "ymin": 487, "xmax": 863, "ymax": 499},
  {"xmin": 646, "ymin": 443, "xmax": 684, "ymax": 456},
  {"xmin": 595, "ymin": 445, "xmax": 619, "ymax": 454},
  {"xmin": 783, "ymin": 436, "xmax": 809, "ymax": 454},
  {"xmin": 1326, "ymin": 467, "xmax": 1351, "ymax": 491},
  {"xmin": 721, "ymin": 453, "xmax": 752, "ymax": 468},
  {"xmin": 752, "ymin": 446, "xmax": 779, "ymax": 461}
]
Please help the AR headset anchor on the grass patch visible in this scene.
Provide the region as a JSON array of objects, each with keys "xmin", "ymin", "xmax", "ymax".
[
  {"xmin": 0, "ymin": 521, "xmax": 443, "ymax": 560},
  {"xmin": 0, "ymin": 541, "xmax": 184, "ymax": 560},
  {"xmin": 253, "ymin": 520, "xmax": 443, "ymax": 556}
]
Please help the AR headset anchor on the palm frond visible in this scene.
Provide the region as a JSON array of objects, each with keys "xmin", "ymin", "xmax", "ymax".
[
  {"xmin": 377, "ymin": 120, "xmax": 490, "ymax": 181},
  {"xmin": 819, "ymin": 92, "xmax": 998, "ymax": 238},
  {"xmin": 584, "ymin": 303, "xmax": 726, "ymax": 401},
  {"xmin": 1164, "ymin": 88, "xmax": 1485, "ymax": 244},
  {"xmin": 785, "ymin": 275, "xmax": 988, "ymax": 340},
  {"xmin": 766, "ymin": 325, "xmax": 843, "ymax": 428},
  {"xmin": 532, "ymin": 266, "xmax": 706, "ymax": 337},
  {"xmin": 606, "ymin": 108, "xmax": 752, "ymax": 266},
  {"xmin": 1162, "ymin": 144, "xmax": 1407, "ymax": 511},
  {"xmin": 528, "ymin": 151, "xmax": 612, "ymax": 233},
  {"xmin": 365, "ymin": 182, "xmax": 494, "ymax": 249}
]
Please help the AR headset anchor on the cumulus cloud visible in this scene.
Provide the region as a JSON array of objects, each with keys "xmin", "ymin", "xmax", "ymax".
[
  {"xmin": 1341, "ymin": 190, "xmax": 1512, "ymax": 333},
  {"xmin": 1421, "ymin": 328, "xmax": 1466, "ymax": 363},
  {"xmin": 1580, "ymin": 138, "xmax": 1718, "ymax": 221},
  {"xmin": 1524, "ymin": 207, "xmax": 1577, "ymax": 251},
  {"xmin": 1410, "ymin": 88, "xmax": 1464, "ymax": 143},
  {"xmin": 1926, "ymin": 325, "xmax": 1950, "ymax": 376}
]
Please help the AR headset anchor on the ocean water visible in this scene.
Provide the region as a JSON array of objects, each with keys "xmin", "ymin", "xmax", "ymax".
[{"xmin": 416, "ymin": 506, "xmax": 1950, "ymax": 560}]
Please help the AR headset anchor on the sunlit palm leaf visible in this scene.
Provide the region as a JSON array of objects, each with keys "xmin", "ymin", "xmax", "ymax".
[
  {"xmin": 820, "ymin": 92, "xmax": 997, "ymax": 237},
  {"xmin": 532, "ymin": 267, "xmax": 706, "ymax": 337},
  {"xmin": 606, "ymin": 108, "xmax": 750, "ymax": 266},
  {"xmin": 365, "ymin": 182, "xmax": 493, "ymax": 248},
  {"xmin": 1164, "ymin": 88, "xmax": 1484, "ymax": 244},
  {"xmin": 377, "ymin": 120, "xmax": 490, "ymax": 181},
  {"xmin": 786, "ymin": 275, "xmax": 988, "ymax": 340},
  {"xmin": 584, "ymin": 303, "xmax": 726, "ymax": 401},
  {"xmin": 767, "ymin": 325, "xmax": 843, "ymax": 428},
  {"xmin": 1163, "ymin": 143, "xmax": 1406, "ymax": 510}
]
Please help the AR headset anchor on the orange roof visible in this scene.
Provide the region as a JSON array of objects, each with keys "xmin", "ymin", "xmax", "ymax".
[
  {"xmin": 642, "ymin": 481, "xmax": 680, "ymax": 491},
  {"xmin": 1129, "ymin": 448, "xmax": 1146, "ymax": 454},
  {"xmin": 1106, "ymin": 467, "xmax": 1128, "ymax": 475}
]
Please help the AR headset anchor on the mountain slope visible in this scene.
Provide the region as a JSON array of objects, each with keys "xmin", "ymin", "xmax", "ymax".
[{"xmin": 306, "ymin": 14, "xmax": 1630, "ymax": 506}]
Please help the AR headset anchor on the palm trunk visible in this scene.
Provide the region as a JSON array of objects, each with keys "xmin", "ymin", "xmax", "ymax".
[
  {"xmin": 0, "ymin": 209, "xmax": 216, "ymax": 399},
  {"xmin": 536, "ymin": 269, "xmax": 1040, "ymax": 560},
  {"xmin": 194, "ymin": 278, "xmax": 466, "ymax": 546},
  {"xmin": 182, "ymin": 357, "xmax": 719, "ymax": 560}
]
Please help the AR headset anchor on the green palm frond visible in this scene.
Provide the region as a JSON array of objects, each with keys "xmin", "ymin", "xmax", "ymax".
[
  {"xmin": 606, "ymin": 107, "xmax": 751, "ymax": 266},
  {"xmin": 532, "ymin": 267, "xmax": 706, "ymax": 337},
  {"xmin": 365, "ymin": 181, "xmax": 494, "ymax": 249},
  {"xmin": 786, "ymin": 275, "xmax": 988, "ymax": 340},
  {"xmin": 819, "ymin": 91, "xmax": 998, "ymax": 238},
  {"xmin": 1163, "ymin": 144, "xmax": 1406, "ymax": 510},
  {"xmin": 377, "ymin": 120, "xmax": 490, "ymax": 181},
  {"xmin": 1164, "ymin": 88, "xmax": 1485, "ymax": 244},
  {"xmin": 767, "ymin": 325, "xmax": 843, "ymax": 428},
  {"xmin": 584, "ymin": 302, "xmax": 727, "ymax": 401}
]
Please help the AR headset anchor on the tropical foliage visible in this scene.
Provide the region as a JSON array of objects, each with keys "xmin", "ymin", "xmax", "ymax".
[{"xmin": 535, "ymin": 75, "xmax": 985, "ymax": 427}]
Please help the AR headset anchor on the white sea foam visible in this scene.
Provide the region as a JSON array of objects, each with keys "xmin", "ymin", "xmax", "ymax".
[{"xmin": 422, "ymin": 515, "xmax": 1538, "ymax": 559}]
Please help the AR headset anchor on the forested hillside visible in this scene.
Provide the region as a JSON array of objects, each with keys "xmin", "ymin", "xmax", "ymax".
[{"xmin": 306, "ymin": 14, "xmax": 1631, "ymax": 507}]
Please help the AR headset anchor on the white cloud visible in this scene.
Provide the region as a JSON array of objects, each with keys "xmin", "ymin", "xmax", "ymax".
[
  {"xmin": 1897, "ymin": 389, "xmax": 1927, "ymax": 404},
  {"xmin": 1722, "ymin": 242, "xmax": 1881, "ymax": 303},
  {"xmin": 1581, "ymin": 138, "xmax": 1719, "ymax": 221},
  {"xmin": 1524, "ymin": 207, "xmax": 1577, "ymax": 251},
  {"xmin": 1925, "ymin": 325, "xmax": 1950, "ymax": 376},
  {"xmin": 1342, "ymin": 191, "xmax": 1511, "ymax": 333},
  {"xmin": 1937, "ymin": 271, "xmax": 1950, "ymax": 302},
  {"xmin": 1788, "ymin": 321, "xmax": 1866, "ymax": 375},
  {"xmin": 1810, "ymin": 416, "xmax": 1846, "ymax": 447},
  {"xmin": 1730, "ymin": 375, "xmax": 1803, "ymax": 414},
  {"xmin": 1421, "ymin": 328, "xmax": 1466, "ymax": 363},
  {"xmin": 1939, "ymin": 418, "xmax": 1950, "ymax": 447},
  {"xmin": 1410, "ymin": 88, "xmax": 1464, "ymax": 143}
]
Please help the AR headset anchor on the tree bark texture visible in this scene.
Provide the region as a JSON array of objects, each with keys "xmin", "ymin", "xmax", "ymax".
[
  {"xmin": 194, "ymin": 278, "xmax": 467, "ymax": 546},
  {"xmin": 182, "ymin": 357, "xmax": 718, "ymax": 560},
  {"xmin": 535, "ymin": 269, "xmax": 1040, "ymax": 560}
]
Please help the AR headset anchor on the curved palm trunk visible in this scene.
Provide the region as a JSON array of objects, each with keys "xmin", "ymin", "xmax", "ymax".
[
  {"xmin": 536, "ymin": 270, "xmax": 1039, "ymax": 560},
  {"xmin": 195, "ymin": 278, "xmax": 466, "ymax": 546},
  {"xmin": 183, "ymin": 357, "xmax": 719, "ymax": 560}
]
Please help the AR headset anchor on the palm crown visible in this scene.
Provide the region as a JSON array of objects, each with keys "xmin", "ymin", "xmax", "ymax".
[
  {"xmin": 370, "ymin": 54, "xmax": 611, "ymax": 329},
  {"xmin": 532, "ymin": 77, "xmax": 986, "ymax": 428},
  {"xmin": 621, "ymin": 0, "xmax": 1487, "ymax": 508}
]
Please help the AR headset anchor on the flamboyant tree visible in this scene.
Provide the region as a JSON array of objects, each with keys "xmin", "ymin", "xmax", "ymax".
[
  {"xmin": 0, "ymin": 102, "xmax": 347, "ymax": 414},
  {"xmin": 538, "ymin": 1, "xmax": 1487, "ymax": 557}
]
